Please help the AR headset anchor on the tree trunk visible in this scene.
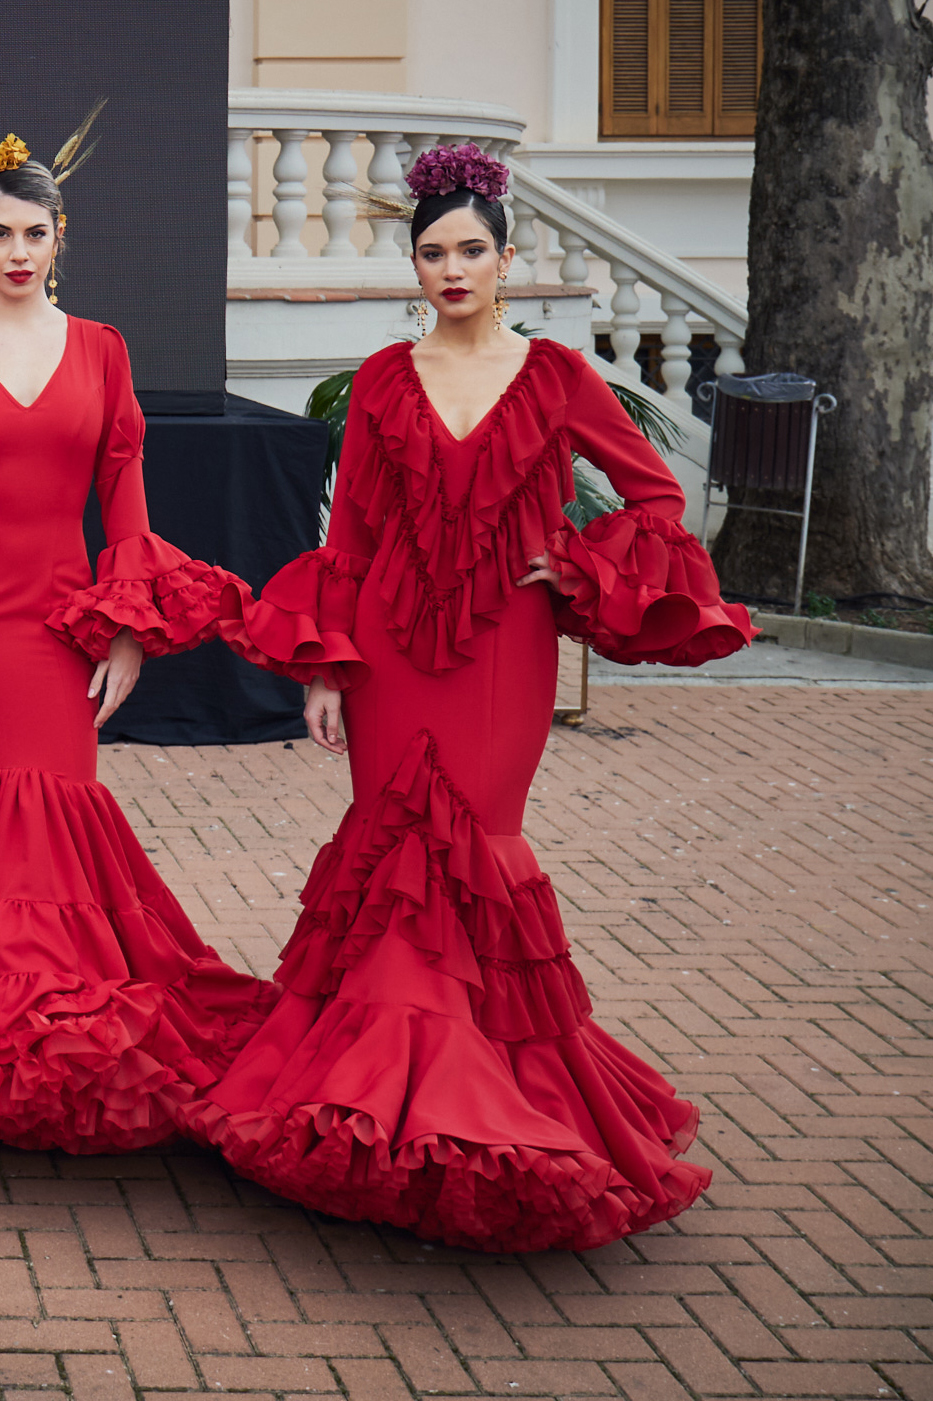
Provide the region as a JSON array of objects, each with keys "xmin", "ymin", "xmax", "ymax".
[{"xmin": 712, "ymin": 0, "xmax": 933, "ymax": 602}]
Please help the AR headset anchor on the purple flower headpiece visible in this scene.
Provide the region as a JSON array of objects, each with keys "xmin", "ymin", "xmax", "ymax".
[{"xmin": 405, "ymin": 142, "xmax": 509, "ymax": 202}]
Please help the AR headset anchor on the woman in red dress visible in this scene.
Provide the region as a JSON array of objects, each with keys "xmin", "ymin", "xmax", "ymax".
[
  {"xmin": 183, "ymin": 146, "xmax": 754, "ymax": 1250},
  {"xmin": 0, "ymin": 141, "xmax": 276, "ymax": 1152}
]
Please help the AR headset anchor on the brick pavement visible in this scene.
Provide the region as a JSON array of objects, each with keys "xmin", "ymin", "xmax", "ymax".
[{"xmin": 1, "ymin": 681, "xmax": 931, "ymax": 1401}]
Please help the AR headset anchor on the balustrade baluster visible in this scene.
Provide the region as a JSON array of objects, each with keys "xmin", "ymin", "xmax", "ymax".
[
  {"xmin": 558, "ymin": 229, "xmax": 589, "ymax": 287},
  {"xmin": 510, "ymin": 197, "xmax": 538, "ymax": 281},
  {"xmin": 227, "ymin": 128, "xmax": 254, "ymax": 261},
  {"xmin": 320, "ymin": 130, "xmax": 360, "ymax": 260},
  {"xmin": 608, "ymin": 260, "xmax": 641, "ymax": 376},
  {"xmin": 365, "ymin": 131, "xmax": 405, "ymax": 259},
  {"xmin": 660, "ymin": 291, "xmax": 693, "ymax": 404},
  {"xmin": 713, "ymin": 325, "xmax": 745, "ymax": 377},
  {"xmin": 271, "ymin": 128, "xmax": 311, "ymax": 258}
]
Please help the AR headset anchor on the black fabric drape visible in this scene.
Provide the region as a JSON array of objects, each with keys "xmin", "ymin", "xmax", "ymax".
[{"xmin": 84, "ymin": 395, "xmax": 326, "ymax": 745}]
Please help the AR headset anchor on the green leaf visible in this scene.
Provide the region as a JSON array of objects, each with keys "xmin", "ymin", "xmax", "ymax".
[{"xmin": 305, "ymin": 370, "xmax": 355, "ymax": 535}]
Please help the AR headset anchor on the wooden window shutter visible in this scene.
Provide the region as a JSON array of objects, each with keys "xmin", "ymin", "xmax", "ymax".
[
  {"xmin": 600, "ymin": 0, "xmax": 760, "ymax": 139},
  {"xmin": 661, "ymin": 0, "xmax": 714, "ymax": 135},
  {"xmin": 715, "ymin": 0, "xmax": 761, "ymax": 134},
  {"xmin": 601, "ymin": 0, "xmax": 653, "ymax": 136}
]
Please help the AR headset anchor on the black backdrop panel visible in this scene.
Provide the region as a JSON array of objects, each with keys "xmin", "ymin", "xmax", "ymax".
[
  {"xmin": 4, "ymin": 0, "xmax": 228, "ymax": 411},
  {"xmin": 84, "ymin": 398, "xmax": 327, "ymax": 746}
]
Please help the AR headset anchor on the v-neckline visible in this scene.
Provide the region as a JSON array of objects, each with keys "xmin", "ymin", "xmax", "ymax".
[
  {"xmin": 0, "ymin": 315, "xmax": 71, "ymax": 410},
  {"xmin": 405, "ymin": 338, "xmax": 537, "ymax": 444}
]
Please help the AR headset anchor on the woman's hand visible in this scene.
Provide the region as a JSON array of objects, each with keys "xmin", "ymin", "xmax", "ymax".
[
  {"xmin": 89, "ymin": 627, "xmax": 144, "ymax": 729},
  {"xmin": 516, "ymin": 552, "xmax": 561, "ymax": 589},
  {"xmin": 304, "ymin": 675, "xmax": 347, "ymax": 755}
]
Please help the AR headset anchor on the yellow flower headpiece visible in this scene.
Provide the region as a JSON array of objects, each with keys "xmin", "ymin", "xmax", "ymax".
[
  {"xmin": 0, "ymin": 133, "xmax": 30, "ymax": 172},
  {"xmin": 0, "ymin": 99, "xmax": 107, "ymax": 186}
]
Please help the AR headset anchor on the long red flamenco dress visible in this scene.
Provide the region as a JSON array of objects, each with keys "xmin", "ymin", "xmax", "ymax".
[
  {"xmin": 0, "ymin": 316, "xmax": 277, "ymax": 1153},
  {"xmin": 183, "ymin": 339, "xmax": 754, "ymax": 1251}
]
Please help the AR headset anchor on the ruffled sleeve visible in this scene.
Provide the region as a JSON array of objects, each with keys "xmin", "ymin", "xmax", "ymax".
[
  {"xmin": 211, "ymin": 380, "xmax": 377, "ymax": 691},
  {"xmin": 46, "ymin": 325, "xmax": 239, "ymax": 660},
  {"xmin": 548, "ymin": 360, "xmax": 756, "ymax": 665}
]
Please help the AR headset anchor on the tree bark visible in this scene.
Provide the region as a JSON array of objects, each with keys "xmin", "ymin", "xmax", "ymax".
[{"xmin": 712, "ymin": 0, "xmax": 933, "ymax": 601}]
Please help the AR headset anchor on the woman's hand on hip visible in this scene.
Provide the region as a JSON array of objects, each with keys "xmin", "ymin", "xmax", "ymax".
[
  {"xmin": 305, "ymin": 675, "xmax": 347, "ymax": 755},
  {"xmin": 516, "ymin": 552, "xmax": 560, "ymax": 589},
  {"xmin": 90, "ymin": 627, "xmax": 144, "ymax": 729}
]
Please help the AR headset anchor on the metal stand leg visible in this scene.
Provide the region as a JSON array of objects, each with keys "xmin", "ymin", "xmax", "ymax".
[{"xmin": 793, "ymin": 393, "xmax": 837, "ymax": 615}]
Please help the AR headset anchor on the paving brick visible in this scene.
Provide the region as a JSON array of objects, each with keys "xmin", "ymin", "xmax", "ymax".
[
  {"xmin": 0, "ymin": 1257, "xmax": 39, "ymax": 1317},
  {"xmin": 644, "ymin": 1327, "xmax": 753, "ymax": 1395},
  {"xmin": 469, "ymin": 1266, "xmax": 563, "ymax": 1324},
  {"xmin": 335, "ymin": 1358, "xmax": 414, "ymax": 1401},
  {"xmin": 222, "ymin": 1259, "xmax": 302, "ymax": 1320},
  {"xmin": 198, "ymin": 1355, "xmax": 337, "ymax": 1390},
  {"xmin": 718, "ymin": 1265, "xmax": 821, "ymax": 1327},
  {"xmin": 0, "ymin": 1355, "xmax": 61, "ymax": 1387},
  {"xmin": 381, "ymin": 1322, "xmax": 476, "ymax": 1391},
  {"xmin": 881, "ymin": 1364, "xmax": 933, "ymax": 1401},
  {"xmin": 76, "ymin": 1206, "xmax": 144, "ymax": 1259},
  {"xmin": 119, "ymin": 1319, "xmax": 200, "ymax": 1388},
  {"xmin": 427, "ymin": 1293, "xmax": 521, "ymax": 1357},
  {"xmin": 684, "ymin": 1295, "xmax": 789, "ymax": 1360},
  {"xmin": 171, "ymin": 1288, "xmax": 250, "ymax": 1353},
  {"xmin": 27, "ymin": 1229, "xmax": 95, "ymax": 1289},
  {"xmin": 472, "ymin": 1360, "xmax": 616, "ymax": 1394},
  {"xmin": 64, "ymin": 1354, "xmax": 135, "ymax": 1401},
  {"xmin": 604, "ymin": 1361, "xmax": 693, "ymax": 1401},
  {"xmin": 250, "ymin": 1321, "xmax": 385, "ymax": 1356},
  {"xmin": 779, "ymin": 1327, "xmax": 925, "ymax": 1361},
  {"xmin": 743, "ymin": 1361, "xmax": 892, "ymax": 1395},
  {"xmin": 41, "ymin": 1287, "xmax": 168, "ymax": 1319},
  {"xmin": 0, "ymin": 1319, "xmax": 117, "ymax": 1351}
]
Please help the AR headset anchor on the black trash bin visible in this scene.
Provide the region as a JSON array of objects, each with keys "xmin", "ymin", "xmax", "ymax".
[{"xmin": 697, "ymin": 373, "xmax": 837, "ymax": 614}]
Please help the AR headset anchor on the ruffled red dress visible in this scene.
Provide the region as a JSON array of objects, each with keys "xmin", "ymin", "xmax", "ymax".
[
  {"xmin": 182, "ymin": 339, "xmax": 754, "ymax": 1251},
  {"xmin": 0, "ymin": 316, "xmax": 277, "ymax": 1153}
]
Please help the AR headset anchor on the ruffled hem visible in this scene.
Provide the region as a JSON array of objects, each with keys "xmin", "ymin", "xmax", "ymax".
[
  {"xmin": 182, "ymin": 995, "xmax": 709, "ymax": 1253},
  {"xmin": 548, "ymin": 507, "xmax": 757, "ymax": 665},
  {"xmin": 277, "ymin": 730, "xmax": 589, "ymax": 1040},
  {"xmin": 216, "ymin": 547, "xmax": 370, "ymax": 691},
  {"xmin": 180, "ymin": 730, "xmax": 710, "ymax": 1251},
  {"xmin": 0, "ymin": 766, "xmax": 278, "ymax": 1153},
  {"xmin": 46, "ymin": 532, "xmax": 241, "ymax": 661}
]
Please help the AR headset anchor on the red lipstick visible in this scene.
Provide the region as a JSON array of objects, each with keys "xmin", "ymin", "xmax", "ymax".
[
  {"xmin": 5, "ymin": 271, "xmax": 33, "ymax": 284},
  {"xmin": 441, "ymin": 288, "xmax": 469, "ymax": 301}
]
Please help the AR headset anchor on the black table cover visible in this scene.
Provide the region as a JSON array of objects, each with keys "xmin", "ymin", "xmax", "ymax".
[{"xmin": 84, "ymin": 395, "xmax": 326, "ymax": 745}]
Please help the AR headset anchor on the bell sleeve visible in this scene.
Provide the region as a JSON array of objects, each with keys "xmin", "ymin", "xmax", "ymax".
[
  {"xmin": 46, "ymin": 326, "xmax": 240, "ymax": 660},
  {"xmin": 547, "ymin": 361, "xmax": 756, "ymax": 666},
  {"xmin": 212, "ymin": 383, "xmax": 375, "ymax": 692}
]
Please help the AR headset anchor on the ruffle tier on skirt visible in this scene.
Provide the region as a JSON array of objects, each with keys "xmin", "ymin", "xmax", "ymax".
[
  {"xmin": 0, "ymin": 766, "xmax": 278, "ymax": 1153},
  {"xmin": 181, "ymin": 731, "xmax": 710, "ymax": 1252}
]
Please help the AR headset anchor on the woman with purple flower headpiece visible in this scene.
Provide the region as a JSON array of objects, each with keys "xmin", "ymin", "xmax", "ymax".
[{"xmin": 183, "ymin": 145, "xmax": 755, "ymax": 1250}]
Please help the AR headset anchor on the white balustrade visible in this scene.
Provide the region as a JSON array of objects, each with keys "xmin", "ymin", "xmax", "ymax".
[
  {"xmin": 226, "ymin": 89, "xmax": 750, "ymax": 405},
  {"xmin": 365, "ymin": 131, "xmax": 405, "ymax": 260},
  {"xmin": 320, "ymin": 130, "xmax": 359, "ymax": 259},
  {"xmin": 227, "ymin": 89, "xmax": 526, "ymax": 287},
  {"xmin": 227, "ymin": 128, "xmax": 254, "ymax": 260},
  {"xmin": 510, "ymin": 196, "xmax": 538, "ymax": 281},
  {"xmin": 660, "ymin": 292, "xmax": 694, "ymax": 406},
  {"xmin": 270, "ymin": 128, "xmax": 311, "ymax": 258},
  {"xmin": 607, "ymin": 260, "xmax": 641, "ymax": 377},
  {"xmin": 507, "ymin": 162, "xmax": 748, "ymax": 407},
  {"xmin": 713, "ymin": 325, "xmax": 746, "ymax": 377}
]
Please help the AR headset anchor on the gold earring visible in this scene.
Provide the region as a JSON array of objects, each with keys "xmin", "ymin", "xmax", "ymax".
[
  {"xmin": 49, "ymin": 216, "xmax": 65, "ymax": 305},
  {"xmin": 416, "ymin": 286, "xmax": 428, "ymax": 337},
  {"xmin": 494, "ymin": 271, "xmax": 509, "ymax": 332}
]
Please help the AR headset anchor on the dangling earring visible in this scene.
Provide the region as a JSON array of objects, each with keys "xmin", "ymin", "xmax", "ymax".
[
  {"xmin": 416, "ymin": 285, "xmax": 428, "ymax": 337},
  {"xmin": 494, "ymin": 269, "xmax": 509, "ymax": 331},
  {"xmin": 48, "ymin": 248, "xmax": 59, "ymax": 305},
  {"xmin": 48, "ymin": 214, "xmax": 65, "ymax": 305}
]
